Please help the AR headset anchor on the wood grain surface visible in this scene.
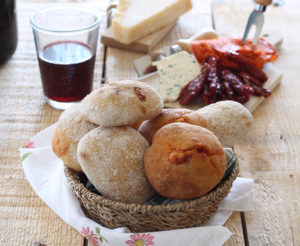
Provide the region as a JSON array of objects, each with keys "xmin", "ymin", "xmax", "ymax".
[
  {"xmin": 1, "ymin": 0, "xmax": 299, "ymax": 245},
  {"xmin": 104, "ymin": 1, "xmax": 245, "ymax": 245},
  {"xmin": 214, "ymin": 0, "xmax": 300, "ymax": 245},
  {"xmin": 0, "ymin": 0, "xmax": 106, "ymax": 245}
]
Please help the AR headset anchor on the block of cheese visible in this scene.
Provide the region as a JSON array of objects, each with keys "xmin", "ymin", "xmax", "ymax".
[
  {"xmin": 153, "ymin": 51, "xmax": 201, "ymax": 103},
  {"xmin": 101, "ymin": 21, "xmax": 176, "ymax": 53},
  {"xmin": 112, "ymin": 0, "xmax": 193, "ymax": 44}
]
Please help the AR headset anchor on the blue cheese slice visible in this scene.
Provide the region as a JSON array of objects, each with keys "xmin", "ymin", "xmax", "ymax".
[{"xmin": 153, "ymin": 51, "xmax": 201, "ymax": 102}]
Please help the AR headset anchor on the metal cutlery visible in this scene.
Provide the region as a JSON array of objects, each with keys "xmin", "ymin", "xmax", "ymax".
[{"xmin": 242, "ymin": 0, "xmax": 273, "ymax": 45}]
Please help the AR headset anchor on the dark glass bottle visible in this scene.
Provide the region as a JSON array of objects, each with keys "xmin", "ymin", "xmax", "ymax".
[{"xmin": 0, "ymin": 0, "xmax": 17, "ymax": 64}]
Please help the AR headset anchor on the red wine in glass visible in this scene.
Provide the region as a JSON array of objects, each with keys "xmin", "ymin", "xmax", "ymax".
[{"xmin": 38, "ymin": 41, "xmax": 95, "ymax": 102}]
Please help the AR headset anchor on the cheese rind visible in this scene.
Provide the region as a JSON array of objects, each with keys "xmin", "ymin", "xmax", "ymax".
[
  {"xmin": 153, "ymin": 51, "xmax": 201, "ymax": 103},
  {"xmin": 112, "ymin": 0, "xmax": 193, "ymax": 44}
]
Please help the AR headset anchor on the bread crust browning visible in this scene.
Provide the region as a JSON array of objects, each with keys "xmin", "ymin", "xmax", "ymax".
[
  {"xmin": 129, "ymin": 120, "xmax": 144, "ymax": 130},
  {"xmin": 139, "ymin": 108, "xmax": 210, "ymax": 143},
  {"xmin": 144, "ymin": 122, "xmax": 226, "ymax": 200},
  {"xmin": 139, "ymin": 101, "xmax": 253, "ymax": 148},
  {"xmin": 80, "ymin": 80, "xmax": 163, "ymax": 127},
  {"xmin": 51, "ymin": 105, "xmax": 97, "ymax": 172}
]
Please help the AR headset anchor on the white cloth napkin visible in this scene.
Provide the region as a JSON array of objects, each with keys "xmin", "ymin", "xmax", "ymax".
[{"xmin": 19, "ymin": 124, "xmax": 254, "ymax": 246}]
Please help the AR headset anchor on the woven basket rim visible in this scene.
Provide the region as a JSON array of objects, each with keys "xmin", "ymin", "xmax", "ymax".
[{"xmin": 64, "ymin": 161, "xmax": 239, "ymax": 212}]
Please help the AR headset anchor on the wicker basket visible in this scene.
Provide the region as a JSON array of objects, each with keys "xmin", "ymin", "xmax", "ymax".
[{"xmin": 64, "ymin": 157, "xmax": 239, "ymax": 232}]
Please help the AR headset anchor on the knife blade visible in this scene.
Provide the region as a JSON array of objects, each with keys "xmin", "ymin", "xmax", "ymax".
[{"xmin": 242, "ymin": 0, "xmax": 273, "ymax": 46}]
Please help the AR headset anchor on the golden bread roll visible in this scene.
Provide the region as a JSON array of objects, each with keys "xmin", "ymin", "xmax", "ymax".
[
  {"xmin": 144, "ymin": 122, "xmax": 226, "ymax": 200},
  {"xmin": 77, "ymin": 126, "xmax": 155, "ymax": 203},
  {"xmin": 196, "ymin": 100, "xmax": 253, "ymax": 147},
  {"xmin": 51, "ymin": 105, "xmax": 97, "ymax": 173},
  {"xmin": 80, "ymin": 80, "xmax": 163, "ymax": 126},
  {"xmin": 138, "ymin": 108, "xmax": 210, "ymax": 143}
]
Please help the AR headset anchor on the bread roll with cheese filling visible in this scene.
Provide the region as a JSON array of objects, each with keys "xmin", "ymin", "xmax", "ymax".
[
  {"xmin": 144, "ymin": 122, "xmax": 226, "ymax": 200},
  {"xmin": 139, "ymin": 101, "xmax": 253, "ymax": 147},
  {"xmin": 139, "ymin": 108, "xmax": 191, "ymax": 143},
  {"xmin": 139, "ymin": 108, "xmax": 210, "ymax": 143}
]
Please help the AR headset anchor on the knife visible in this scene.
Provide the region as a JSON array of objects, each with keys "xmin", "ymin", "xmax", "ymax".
[
  {"xmin": 106, "ymin": 0, "xmax": 118, "ymax": 28},
  {"xmin": 133, "ymin": 28, "xmax": 218, "ymax": 78},
  {"xmin": 242, "ymin": 0, "xmax": 273, "ymax": 46}
]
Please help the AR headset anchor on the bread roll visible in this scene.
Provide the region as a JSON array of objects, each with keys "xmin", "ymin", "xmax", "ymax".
[
  {"xmin": 77, "ymin": 126, "xmax": 155, "ymax": 203},
  {"xmin": 144, "ymin": 122, "xmax": 226, "ymax": 200},
  {"xmin": 81, "ymin": 80, "xmax": 163, "ymax": 126},
  {"xmin": 129, "ymin": 121, "xmax": 144, "ymax": 130},
  {"xmin": 196, "ymin": 100, "xmax": 253, "ymax": 147},
  {"xmin": 51, "ymin": 105, "xmax": 97, "ymax": 172},
  {"xmin": 139, "ymin": 108, "xmax": 210, "ymax": 143}
]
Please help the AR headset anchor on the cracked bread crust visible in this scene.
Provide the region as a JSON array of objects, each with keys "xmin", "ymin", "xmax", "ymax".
[{"xmin": 144, "ymin": 122, "xmax": 226, "ymax": 200}]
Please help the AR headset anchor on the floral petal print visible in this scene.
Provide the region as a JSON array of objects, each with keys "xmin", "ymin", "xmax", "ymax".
[
  {"xmin": 145, "ymin": 236, "xmax": 154, "ymax": 242},
  {"xmin": 130, "ymin": 235, "xmax": 137, "ymax": 240},
  {"xmin": 81, "ymin": 226, "xmax": 108, "ymax": 246},
  {"xmin": 125, "ymin": 233, "xmax": 154, "ymax": 246},
  {"xmin": 22, "ymin": 141, "xmax": 35, "ymax": 148}
]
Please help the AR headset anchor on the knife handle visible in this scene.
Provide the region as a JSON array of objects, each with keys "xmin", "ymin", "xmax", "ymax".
[
  {"xmin": 106, "ymin": 0, "xmax": 118, "ymax": 28},
  {"xmin": 175, "ymin": 28, "xmax": 218, "ymax": 53},
  {"xmin": 254, "ymin": 0, "xmax": 272, "ymax": 6},
  {"xmin": 107, "ymin": 0, "xmax": 118, "ymax": 12}
]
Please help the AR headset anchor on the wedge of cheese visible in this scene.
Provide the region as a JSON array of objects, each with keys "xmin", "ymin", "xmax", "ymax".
[
  {"xmin": 153, "ymin": 51, "xmax": 201, "ymax": 102},
  {"xmin": 112, "ymin": 0, "xmax": 193, "ymax": 44}
]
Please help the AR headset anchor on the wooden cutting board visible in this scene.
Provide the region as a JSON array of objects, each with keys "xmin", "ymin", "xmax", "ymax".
[
  {"xmin": 101, "ymin": 21, "xmax": 177, "ymax": 53},
  {"xmin": 139, "ymin": 30, "xmax": 283, "ymax": 113},
  {"xmin": 140, "ymin": 62, "xmax": 282, "ymax": 113}
]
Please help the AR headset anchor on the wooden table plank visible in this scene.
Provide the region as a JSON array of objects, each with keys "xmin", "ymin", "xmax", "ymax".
[
  {"xmin": 104, "ymin": 1, "xmax": 245, "ymax": 245},
  {"xmin": 0, "ymin": 1, "xmax": 107, "ymax": 245},
  {"xmin": 214, "ymin": 0, "xmax": 300, "ymax": 245},
  {"xmin": 224, "ymin": 212, "xmax": 245, "ymax": 246},
  {"xmin": 2, "ymin": 0, "xmax": 299, "ymax": 245}
]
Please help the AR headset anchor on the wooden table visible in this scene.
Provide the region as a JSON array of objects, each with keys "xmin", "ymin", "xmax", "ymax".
[{"xmin": 0, "ymin": 0, "xmax": 299, "ymax": 245}]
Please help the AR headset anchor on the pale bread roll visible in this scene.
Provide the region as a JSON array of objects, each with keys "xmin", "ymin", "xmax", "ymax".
[
  {"xmin": 77, "ymin": 126, "xmax": 155, "ymax": 203},
  {"xmin": 144, "ymin": 122, "xmax": 226, "ymax": 200},
  {"xmin": 196, "ymin": 100, "xmax": 253, "ymax": 147},
  {"xmin": 51, "ymin": 105, "xmax": 97, "ymax": 172},
  {"xmin": 81, "ymin": 80, "xmax": 163, "ymax": 126}
]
